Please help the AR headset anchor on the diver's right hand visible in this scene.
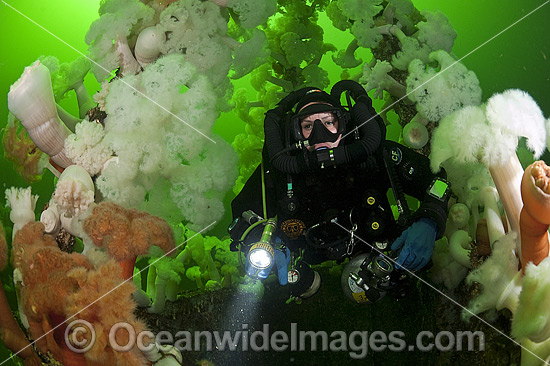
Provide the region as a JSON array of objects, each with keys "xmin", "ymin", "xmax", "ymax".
[
  {"xmin": 245, "ymin": 246, "xmax": 290, "ymax": 285},
  {"xmin": 274, "ymin": 247, "xmax": 291, "ymax": 285}
]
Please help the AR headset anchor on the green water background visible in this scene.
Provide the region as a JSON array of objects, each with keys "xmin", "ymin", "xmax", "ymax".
[
  {"xmin": 0, "ymin": 0, "xmax": 548, "ymax": 364},
  {"xmin": 0, "ymin": 0, "xmax": 548, "ymax": 215}
]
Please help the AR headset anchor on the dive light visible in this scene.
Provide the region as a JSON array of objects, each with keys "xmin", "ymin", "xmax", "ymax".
[{"xmin": 246, "ymin": 219, "xmax": 278, "ymax": 278}]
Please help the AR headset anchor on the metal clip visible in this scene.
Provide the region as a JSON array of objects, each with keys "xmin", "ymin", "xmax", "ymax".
[{"xmin": 347, "ymin": 223, "xmax": 358, "ymax": 255}]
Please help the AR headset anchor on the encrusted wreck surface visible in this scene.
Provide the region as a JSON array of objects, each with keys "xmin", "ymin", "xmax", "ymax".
[{"xmin": 136, "ymin": 266, "xmax": 520, "ymax": 366}]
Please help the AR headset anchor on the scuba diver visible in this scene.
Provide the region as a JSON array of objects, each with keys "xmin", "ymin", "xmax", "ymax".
[{"xmin": 228, "ymin": 80, "xmax": 450, "ymax": 304}]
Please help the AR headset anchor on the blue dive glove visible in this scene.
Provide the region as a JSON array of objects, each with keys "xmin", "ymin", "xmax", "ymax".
[
  {"xmin": 274, "ymin": 247, "xmax": 291, "ymax": 285},
  {"xmin": 390, "ymin": 218, "xmax": 438, "ymax": 272}
]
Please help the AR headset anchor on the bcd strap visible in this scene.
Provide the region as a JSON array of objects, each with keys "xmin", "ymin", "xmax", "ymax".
[{"xmin": 381, "ymin": 146, "xmax": 410, "ymax": 228}]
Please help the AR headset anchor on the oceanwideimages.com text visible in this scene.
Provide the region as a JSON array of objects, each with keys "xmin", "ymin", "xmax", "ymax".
[{"xmin": 66, "ymin": 321, "xmax": 485, "ymax": 359}]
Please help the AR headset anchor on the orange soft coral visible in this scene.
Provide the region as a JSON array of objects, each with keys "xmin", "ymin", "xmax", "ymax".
[
  {"xmin": 83, "ymin": 202, "xmax": 176, "ymax": 279},
  {"xmin": 12, "ymin": 222, "xmax": 151, "ymax": 366},
  {"xmin": 12, "ymin": 223, "xmax": 92, "ymax": 288},
  {"xmin": 2, "ymin": 117, "xmax": 45, "ymax": 183},
  {"xmin": 12, "ymin": 222, "xmax": 93, "ymax": 362},
  {"xmin": 65, "ymin": 260, "xmax": 149, "ymax": 366},
  {"xmin": 0, "ymin": 222, "xmax": 43, "ymax": 365}
]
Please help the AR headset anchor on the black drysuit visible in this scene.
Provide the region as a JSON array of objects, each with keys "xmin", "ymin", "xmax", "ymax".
[{"xmin": 230, "ymin": 94, "xmax": 448, "ymax": 264}]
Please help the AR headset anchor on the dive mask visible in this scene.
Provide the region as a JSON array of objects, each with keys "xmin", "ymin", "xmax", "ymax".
[
  {"xmin": 306, "ymin": 118, "xmax": 341, "ymax": 146},
  {"xmin": 292, "ymin": 106, "xmax": 346, "ymax": 142}
]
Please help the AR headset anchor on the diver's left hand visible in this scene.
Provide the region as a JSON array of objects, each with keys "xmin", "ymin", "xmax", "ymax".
[{"xmin": 390, "ymin": 218, "xmax": 438, "ymax": 272}]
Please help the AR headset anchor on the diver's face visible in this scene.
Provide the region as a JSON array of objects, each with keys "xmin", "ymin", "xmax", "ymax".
[{"xmin": 301, "ymin": 112, "xmax": 338, "ymax": 139}]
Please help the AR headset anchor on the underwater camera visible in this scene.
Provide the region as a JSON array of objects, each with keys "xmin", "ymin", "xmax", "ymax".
[{"xmin": 341, "ymin": 251, "xmax": 408, "ymax": 304}]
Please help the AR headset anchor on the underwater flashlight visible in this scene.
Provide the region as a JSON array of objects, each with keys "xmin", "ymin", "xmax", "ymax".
[
  {"xmin": 248, "ymin": 243, "xmax": 275, "ymax": 269},
  {"xmin": 246, "ymin": 219, "xmax": 277, "ymax": 278}
]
